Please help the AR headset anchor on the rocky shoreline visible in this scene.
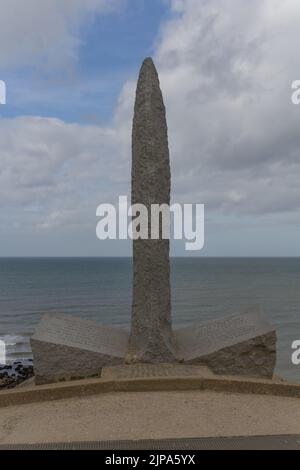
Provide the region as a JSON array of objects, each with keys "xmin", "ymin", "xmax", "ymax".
[{"xmin": 0, "ymin": 360, "xmax": 34, "ymax": 389}]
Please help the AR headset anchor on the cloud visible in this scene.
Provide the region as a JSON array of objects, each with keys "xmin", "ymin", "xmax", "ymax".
[
  {"xmin": 0, "ymin": 115, "xmax": 131, "ymax": 234},
  {"xmin": 0, "ymin": 0, "xmax": 121, "ymax": 69},
  {"xmin": 2, "ymin": 0, "xmax": 300, "ymax": 255},
  {"xmin": 153, "ymin": 0, "xmax": 300, "ymax": 217}
]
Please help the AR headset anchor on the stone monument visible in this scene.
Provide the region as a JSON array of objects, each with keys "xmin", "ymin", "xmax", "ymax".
[
  {"xmin": 31, "ymin": 58, "xmax": 277, "ymax": 385},
  {"xmin": 127, "ymin": 58, "xmax": 176, "ymax": 363}
]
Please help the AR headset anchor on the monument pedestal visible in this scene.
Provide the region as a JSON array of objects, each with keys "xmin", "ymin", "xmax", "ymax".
[
  {"xmin": 175, "ymin": 307, "xmax": 276, "ymax": 378},
  {"xmin": 31, "ymin": 315, "xmax": 128, "ymax": 385},
  {"xmin": 31, "ymin": 306, "xmax": 276, "ymax": 385}
]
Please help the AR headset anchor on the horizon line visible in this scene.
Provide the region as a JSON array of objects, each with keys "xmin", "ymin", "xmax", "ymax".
[{"xmin": 1, "ymin": 256, "xmax": 300, "ymax": 260}]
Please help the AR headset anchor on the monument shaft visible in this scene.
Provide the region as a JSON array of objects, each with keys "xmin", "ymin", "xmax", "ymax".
[{"xmin": 128, "ymin": 58, "xmax": 176, "ymax": 363}]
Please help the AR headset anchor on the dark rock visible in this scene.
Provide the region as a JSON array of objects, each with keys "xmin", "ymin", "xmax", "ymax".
[{"xmin": 0, "ymin": 360, "xmax": 35, "ymax": 390}]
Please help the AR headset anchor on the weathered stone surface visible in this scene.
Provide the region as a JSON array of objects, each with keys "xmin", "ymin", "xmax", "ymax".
[
  {"xmin": 176, "ymin": 306, "xmax": 277, "ymax": 378},
  {"xmin": 128, "ymin": 57, "xmax": 176, "ymax": 363},
  {"xmin": 31, "ymin": 314, "xmax": 129, "ymax": 384}
]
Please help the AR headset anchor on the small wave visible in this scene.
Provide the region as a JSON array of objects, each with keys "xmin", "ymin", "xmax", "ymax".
[{"xmin": 0, "ymin": 335, "xmax": 29, "ymax": 346}]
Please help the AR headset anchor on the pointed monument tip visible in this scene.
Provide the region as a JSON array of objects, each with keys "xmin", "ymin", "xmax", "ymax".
[
  {"xmin": 139, "ymin": 57, "xmax": 159, "ymax": 83},
  {"xmin": 141, "ymin": 57, "xmax": 156, "ymax": 70},
  {"xmin": 143, "ymin": 56, "xmax": 154, "ymax": 64}
]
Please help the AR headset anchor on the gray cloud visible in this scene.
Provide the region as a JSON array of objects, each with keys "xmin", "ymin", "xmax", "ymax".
[
  {"xmin": 0, "ymin": 115, "xmax": 131, "ymax": 235},
  {"xmin": 0, "ymin": 0, "xmax": 121, "ymax": 69},
  {"xmin": 1, "ymin": 0, "xmax": 300, "ymax": 255},
  {"xmin": 153, "ymin": 0, "xmax": 300, "ymax": 218}
]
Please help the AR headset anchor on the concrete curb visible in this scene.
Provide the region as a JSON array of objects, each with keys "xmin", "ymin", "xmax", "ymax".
[
  {"xmin": 0, "ymin": 373, "xmax": 300, "ymax": 408},
  {"xmin": 1, "ymin": 435, "xmax": 300, "ymax": 450}
]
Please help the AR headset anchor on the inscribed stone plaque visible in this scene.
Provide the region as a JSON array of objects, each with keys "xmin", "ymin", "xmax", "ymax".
[
  {"xmin": 31, "ymin": 314, "xmax": 129, "ymax": 385},
  {"xmin": 176, "ymin": 306, "xmax": 277, "ymax": 378},
  {"xmin": 102, "ymin": 363, "xmax": 213, "ymax": 380}
]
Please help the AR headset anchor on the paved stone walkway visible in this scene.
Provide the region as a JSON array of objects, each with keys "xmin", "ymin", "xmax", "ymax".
[{"xmin": 1, "ymin": 390, "xmax": 300, "ymax": 445}]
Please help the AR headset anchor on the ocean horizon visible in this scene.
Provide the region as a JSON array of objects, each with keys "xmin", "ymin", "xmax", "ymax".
[{"xmin": 0, "ymin": 257, "xmax": 299, "ymax": 382}]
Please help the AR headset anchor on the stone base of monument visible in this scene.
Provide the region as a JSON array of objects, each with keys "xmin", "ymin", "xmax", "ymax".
[
  {"xmin": 175, "ymin": 307, "xmax": 276, "ymax": 379},
  {"xmin": 101, "ymin": 363, "xmax": 214, "ymax": 380},
  {"xmin": 31, "ymin": 314, "xmax": 129, "ymax": 385},
  {"xmin": 31, "ymin": 306, "xmax": 276, "ymax": 385}
]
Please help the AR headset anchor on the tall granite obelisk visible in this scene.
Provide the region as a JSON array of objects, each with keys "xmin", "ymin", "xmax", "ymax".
[{"xmin": 127, "ymin": 58, "xmax": 176, "ymax": 363}]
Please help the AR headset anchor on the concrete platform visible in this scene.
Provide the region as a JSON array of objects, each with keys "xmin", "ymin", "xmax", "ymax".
[
  {"xmin": 0, "ymin": 364, "xmax": 299, "ymax": 409},
  {"xmin": 0, "ymin": 365, "xmax": 299, "ymax": 445}
]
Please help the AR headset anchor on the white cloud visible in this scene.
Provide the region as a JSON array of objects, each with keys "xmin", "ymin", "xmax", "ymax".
[
  {"xmin": 0, "ymin": 115, "xmax": 131, "ymax": 234},
  {"xmin": 2, "ymin": 0, "xmax": 300, "ymax": 255},
  {"xmin": 153, "ymin": 0, "xmax": 300, "ymax": 218},
  {"xmin": 0, "ymin": 0, "xmax": 121, "ymax": 69}
]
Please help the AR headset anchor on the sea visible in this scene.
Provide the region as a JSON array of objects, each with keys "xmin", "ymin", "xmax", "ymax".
[{"xmin": 0, "ymin": 257, "xmax": 299, "ymax": 382}]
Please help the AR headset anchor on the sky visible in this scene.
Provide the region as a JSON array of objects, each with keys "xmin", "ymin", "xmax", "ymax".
[{"xmin": 0, "ymin": 0, "xmax": 300, "ymax": 257}]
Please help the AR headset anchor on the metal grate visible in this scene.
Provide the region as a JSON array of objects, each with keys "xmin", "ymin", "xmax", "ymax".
[{"xmin": 1, "ymin": 435, "xmax": 300, "ymax": 450}]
